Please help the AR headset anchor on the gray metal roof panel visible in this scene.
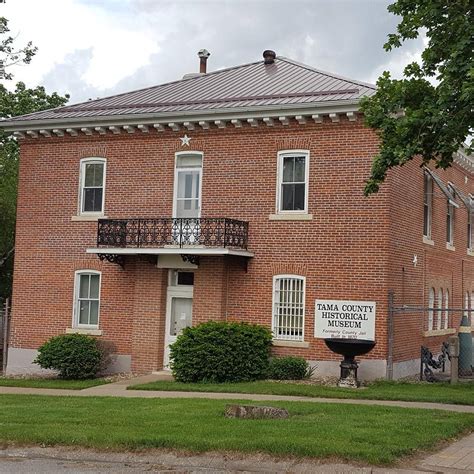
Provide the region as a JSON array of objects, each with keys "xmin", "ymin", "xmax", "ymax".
[{"xmin": 6, "ymin": 57, "xmax": 376, "ymax": 123}]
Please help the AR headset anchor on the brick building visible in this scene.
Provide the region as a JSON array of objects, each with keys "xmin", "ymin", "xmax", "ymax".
[{"xmin": 2, "ymin": 50, "xmax": 473, "ymax": 379}]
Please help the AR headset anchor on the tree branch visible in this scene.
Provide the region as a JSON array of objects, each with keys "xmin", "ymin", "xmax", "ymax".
[{"xmin": 0, "ymin": 246, "xmax": 14, "ymax": 267}]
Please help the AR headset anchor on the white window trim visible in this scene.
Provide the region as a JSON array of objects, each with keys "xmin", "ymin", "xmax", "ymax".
[
  {"xmin": 172, "ymin": 151, "xmax": 203, "ymax": 219},
  {"xmin": 78, "ymin": 157, "xmax": 106, "ymax": 216},
  {"xmin": 437, "ymin": 288, "xmax": 443, "ymax": 330},
  {"xmin": 276, "ymin": 150, "xmax": 310, "ymax": 214},
  {"xmin": 423, "ymin": 173, "xmax": 433, "ymax": 239},
  {"xmin": 72, "ymin": 270, "xmax": 102, "ymax": 329},
  {"xmin": 427, "ymin": 287, "xmax": 435, "ymax": 331},
  {"xmin": 272, "ymin": 274, "xmax": 306, "ymax": 342},
  {"xmin": 444, "ymin": 289, "xmax": 450, "ymax": 329},
  {"xmin": 446, "ymin": 198, "xmax": 455, "ymax": 246}
]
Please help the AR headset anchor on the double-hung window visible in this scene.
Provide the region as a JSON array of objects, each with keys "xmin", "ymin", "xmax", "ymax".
[
  {"xmin": 427, "ymin": 287, "xmax": 435, "ymax": 331},
  {"xmin": 423, "ymin": 173, "xmax": 433, "ymax": 238},
  {"xmin": 446, "ymin": 191, "xmax": 455, "ymax": 246},
  {"xmin": 277, "ymin": 151, "xmax": 309, "ymax": 213},
  {"xmin": 272, "ymin": 275, "xmax": 305, "ymax": 341},
  {"xmin": 79, "ymin": 158, "xmax": 106, "ymax": 215},
  {"xmin": 468, "ymin": 210, "xmax": 473, "ymax": 251},
  {"xmin": 73, "ymin": 271, "xmax": 101, "ymax": 328}
]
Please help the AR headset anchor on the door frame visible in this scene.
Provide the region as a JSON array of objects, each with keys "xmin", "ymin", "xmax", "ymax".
[{"xmin": 163, "ymin": 282, "xmax": 194, "ymax": 368}]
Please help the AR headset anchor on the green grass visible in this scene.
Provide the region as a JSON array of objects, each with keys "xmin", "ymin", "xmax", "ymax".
[
  {"xmin": 0, "ymin": 394, "xmax": 472, "ymax": 465},
  {"xmin": 129, "ymin": 380, "xmax": 474, "ymax": 406},
  {"xmin": 0, "ymin": 377, "xmax": 109, "ymax": 390}
]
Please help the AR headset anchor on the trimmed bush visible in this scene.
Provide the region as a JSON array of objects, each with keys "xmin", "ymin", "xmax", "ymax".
[
  {"xmin": 170, "ymin": 321, "xmax": 272, "ymax": 383},
  {"xmin": 268, "ymin": 356, "xmax": 311, "ymax": 380},
  {"xmin": 34, "ymin": 333, "xmax": 102, "ymax": 379}
]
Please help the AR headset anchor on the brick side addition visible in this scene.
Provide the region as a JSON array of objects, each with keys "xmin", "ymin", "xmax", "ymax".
[{"xmin": 8, "ymin": 116, "xmax": 473, "ymax": 377}]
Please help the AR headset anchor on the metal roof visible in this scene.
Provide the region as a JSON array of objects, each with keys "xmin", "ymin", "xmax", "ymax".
[{"xmin": 5, "ymin": 57, "xmax": 376, "ymax": 124}]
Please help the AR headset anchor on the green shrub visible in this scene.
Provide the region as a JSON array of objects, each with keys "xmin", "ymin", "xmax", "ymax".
[
  {"xmin": 34, "ymin": 333, "xmax": 102, "ymax": 379},
  {"xmin": 170, "ymin": 321, "xmax": 272, "ymax": 383},
  {"xmin": 268, "ymin": 356, "xmax": 311, "ymax": 380}
]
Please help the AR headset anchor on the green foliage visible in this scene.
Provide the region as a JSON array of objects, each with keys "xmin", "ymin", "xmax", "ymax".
[
  {"xmin": 34, "ymin": 334, "xmax": 102, "ymax": 379},
  {"xmin": 0, "ymin": 17, "xmax": 37, "ymax": 80},
  {"xmin": 170, "ymin": 321, "xmax": 273, "ymax": 383},
  {"xmin": 361, "ymin": 0, "xmax": 473, "ymax": 195},
  {"xmin": 268, "ymin": 356, "xmax": 311, "ymax": 380},
  {"xmin": 0, "ymin": 17, "xmax": 69, "ymax": 298}
]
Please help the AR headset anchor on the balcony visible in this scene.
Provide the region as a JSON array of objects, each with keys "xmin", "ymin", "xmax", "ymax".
[{"xmin": 87, "ymin": 218, "xmax": 252, "ymax": 267}]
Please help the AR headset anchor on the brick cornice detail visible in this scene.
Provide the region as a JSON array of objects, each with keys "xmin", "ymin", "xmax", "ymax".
[
  {"xmin": 275, "ymin": 137, "xmax": 311, "ymax": 151},
  {"xmin": 271, "ymin": 262, "xmax": 308, "ymax": 275},
  {"xmin": 172, "ymin": 140, "xmax": 206, "ymax": 152},
  {"xmin": 78, "ymin": 145, "xmax": 108, "ymax": 158}
]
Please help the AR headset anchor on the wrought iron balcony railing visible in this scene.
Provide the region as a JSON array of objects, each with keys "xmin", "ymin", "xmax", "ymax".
[{"xmin": 97, "ymin": 218, "xmax": 249, "ymax": 250}]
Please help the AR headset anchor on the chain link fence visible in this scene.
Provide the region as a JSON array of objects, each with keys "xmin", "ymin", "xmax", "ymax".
[
  {"xmin": 388, "ymin": 291, "xmax": 473, "ymax": 381},
  {"xmin": 0, "ymin": 298, "xmax": 11, "ymax": 374}
]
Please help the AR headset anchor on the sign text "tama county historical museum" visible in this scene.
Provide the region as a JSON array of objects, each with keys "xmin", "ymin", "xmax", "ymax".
[{"xmin": 314, "ymin": 300, "xmax": 376, "ymax": 341}]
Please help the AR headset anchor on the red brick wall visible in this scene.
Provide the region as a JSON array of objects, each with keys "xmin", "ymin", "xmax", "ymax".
[
  {"xmin": 12, "ymin": 116, "xmax": 471, "ymax": 374},
  {"xmin": 388, "ymin": 158, "xmax": 474, "ymax": 366}
]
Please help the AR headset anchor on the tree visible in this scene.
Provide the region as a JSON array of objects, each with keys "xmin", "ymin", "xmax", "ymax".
[
  {"xmin": 0, "ymin": 16, "xmax": 37, "ymax": 80},
  {"xmin": 0, "ymin": 18, "xmax": 69, "ymax": 298},
  {"xmin": 360, "ymin": 0, "xmax": 473, "ymax": 195}
]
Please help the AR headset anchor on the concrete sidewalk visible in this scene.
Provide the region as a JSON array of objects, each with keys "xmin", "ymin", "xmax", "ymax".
[{"xmin": 0, "ymin": 374, "xmax": 473, "ymax": 414}]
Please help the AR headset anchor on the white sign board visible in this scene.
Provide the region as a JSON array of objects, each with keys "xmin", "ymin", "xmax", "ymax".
[{"xmin": 314, "ymin": 299, "xmax": 376, "ymax": 341}]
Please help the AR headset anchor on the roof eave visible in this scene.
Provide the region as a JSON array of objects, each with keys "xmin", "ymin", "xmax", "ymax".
[{"xmin": 0, "ymin": 99, "xmax": 363, "ymax": 132}]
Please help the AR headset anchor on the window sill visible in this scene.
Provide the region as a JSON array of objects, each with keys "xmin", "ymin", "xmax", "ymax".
[
  {"xmin": 422, "ymin": 328, "xmax": 455, "ymax": 337},
  {"xmin": 66, "ymin": 328, "xmax": 102, "ymax": 336},
  {"xmin": 468, "ymin": 249, "xmax": 474, "ymax": 257},
  {"xmin": 272, "ymin": 340, "xmax": 310, "ymax": 348},
  {"xmin": 269, "ymin": 214, "xmax": 313, "ymax": 221},
  {"xmin": 422, "ymin": 236, "xmax": 434, "ymax": 246},
  {"xmin": 71, "ymin": 215, "xmax": 107, "ymax": 222},
  {"xmin": 446, "ymin": 243, "xmax": 455, "ymax": 251}
]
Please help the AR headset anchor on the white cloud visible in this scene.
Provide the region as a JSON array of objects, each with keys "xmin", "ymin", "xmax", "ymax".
[{"xmin": 3, "ymin": 0, "xmax": 159, "ymax": 90}]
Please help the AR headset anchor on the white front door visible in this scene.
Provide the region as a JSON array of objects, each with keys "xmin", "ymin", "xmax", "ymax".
[{"xmin": 163, "ymin": 272, "xmax": 194, "ymax": 368}]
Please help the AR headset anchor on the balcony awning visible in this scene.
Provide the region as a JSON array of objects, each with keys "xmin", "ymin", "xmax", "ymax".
[
  {"xmin": 448, "ymin": 182, "xmax": 474, "ymax": 212},
  {"xmin": 86, "ymin": 247, "xmax": 254, "ymax": 258},
  {"xmin": 424, "ymin": 168, "xmax": 459, "ymax": 208}
]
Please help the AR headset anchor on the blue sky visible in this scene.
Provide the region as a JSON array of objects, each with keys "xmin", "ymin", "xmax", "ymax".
[{"xmin": 2, "ymin": 0, "xmax": 424, "ymax": 104}]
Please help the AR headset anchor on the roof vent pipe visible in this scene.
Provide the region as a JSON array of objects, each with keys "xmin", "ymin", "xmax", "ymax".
[
  {"xmin": 198, "ymin": 49, "xmax": 210, "ymax": 74},
  {"xmin": 263, "ymin": 50, "xmax": 276, "ymax": 64}
]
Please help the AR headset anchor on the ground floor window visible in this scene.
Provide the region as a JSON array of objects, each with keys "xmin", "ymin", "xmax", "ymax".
[
  {"xmin": 272, "ymin": 275, "xmax": 305, "ymax": 341},
  {"xmin": 74, "ymin": 271, "xmax": 101, "ymax": 328}
]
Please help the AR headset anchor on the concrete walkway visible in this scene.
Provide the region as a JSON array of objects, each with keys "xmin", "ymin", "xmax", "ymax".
[{"xmin": 0, "ymin": 374, "xmax": 473, "ymax": 414}]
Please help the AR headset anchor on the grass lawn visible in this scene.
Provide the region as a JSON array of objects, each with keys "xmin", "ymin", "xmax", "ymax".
[
  {"xmin": 0, "ymin": 377, "xmax": 109, "ymax": 390},
  {"xmin": 0, "ymin": 395, "xmax": 473, "ymax": 465},
  {"xmin": 128, "ymin": 380, "xmax": 474, "ymax": 406}
]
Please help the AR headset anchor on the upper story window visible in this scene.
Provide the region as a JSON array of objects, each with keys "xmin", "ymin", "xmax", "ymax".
[
  {"xmin": 446, "ymin": 193, "xmax": 455, "ymax": 246},
  {"xmin": 73, "ymin": 270, "xmax": 101, "ymax": 328},
  {"xmin": 277, "ymin": 150, "xmax": 309, "ymax": 213},
  {"xmin": 174, "ymin": 152, "xmax": 202, "ymax": 219},
  {"xmin": 468, "ymin": 210, "xmax": 473, "ymax": 250},
  {"xmin": 423, "ymin": 173, "xmax": 433, "ymax": 239},
  {"xmin": 272, "ymin": 275, "xmax": 305, "ymax": 341},
  {"xmin": 79, "ymin": 158, "xmax": 106, "ymax": 215}
]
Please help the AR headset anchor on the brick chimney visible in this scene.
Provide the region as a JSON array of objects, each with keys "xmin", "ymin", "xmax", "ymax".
[{"xmin": 198, "ymin": 49, "xmax": 211, "ymax": 74}]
